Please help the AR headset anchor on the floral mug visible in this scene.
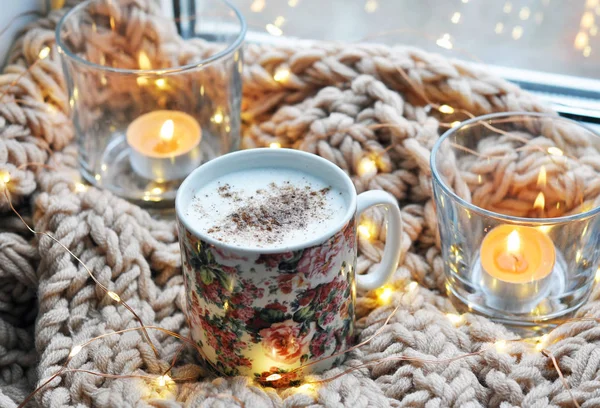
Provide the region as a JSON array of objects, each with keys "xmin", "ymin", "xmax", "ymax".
[{"xmin": 176, "ymin": 149, "xmax": 402, "ymax": 383}]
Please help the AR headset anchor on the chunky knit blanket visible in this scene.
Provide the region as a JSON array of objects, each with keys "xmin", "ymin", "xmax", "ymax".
[{"xmin": 1, "ymin": 4, "xmax": 600, "ymax": 408}]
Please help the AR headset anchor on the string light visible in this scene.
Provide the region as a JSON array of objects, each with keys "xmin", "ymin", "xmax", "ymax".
[
  {"xmin": 547, "ymin": 146, "xmax": 564, "ymax": 156},
  {"xmin": 446, "ymin": 313, "xmax": 464, "ymax": 326},
  {"xmin": 274, "ymin": 16, "xmax": 286, "ymax": 27},
  {"xmin": 519, "ymin": 7, "xmax": 530, "ymax": 20},
  {"xmin": 155, "ymin": 78, "xmax": 167, "ymax": 89},
  {"xmin": 155, "ymin": 374, "xmax": 173, "ymax": 388},
  {"xmin": 266, "ymin": 24, "xmax": 283, "ymax": 36},
  {"xmin": 38, "ymin": 47, "xmax": 51, "ymax": 59},
  {"xmin": 495, "ymin": 22, "xmax": 504, "ymax": 34},
  {"xmin": 574, "ymin": 31, "xmax": 589, "ymax": 51},
  {"xmin": 288, "ymin": 0, "xmax": 299, "ymax": 6},
  {"xmin": 69, "ymin": 345, "xmax": 83, "ymax": 357},
  {"xmin": 494, "ymin": 340, "xmax": 507, "ymax": 352},
  {"xmin": 357, "ymin": 156, "xmax": 378, "ymax": 177},
  {"xmin": 451, "ymin": 12, "xmax": 461, "ymax": 24},
  {"xmin": 0, "ymin": 171, "xmax": 11, "ymax": 189},
  {"xmin": 503, "ymin": 2, "xmax": 512, "ymax": 13},
  {"xmin": 436, "ymin": 33, "xmax": 453, "ymax": 50},
  {"xmin": 74, "ymin": 182, "xmax": 88, "ymax": 193},
  {"xmin": 512, "ymin": 26, "xmax": 524, "ymax": 40},
  {"xmin": 357, "ymin": 219, "xmax": 376, "ymax": 240},
  {"xmin": 583, "ymin": 46, "xmax": 592, "ymax": 57},
  {"xmin": 535, "ymin": 334, "xmax": 549, "ymax": 352},
  {"xmin": 137, "ymin": 77, "xmax": 149, "ymax": 86},
  {"xmin": 274, "ymin": 68, "xmax": 290, "ymax": 82},
  {"xmin": 107, "ymin": 291, "xmax": 121, "ymax": 302},
  {"xmin": 269, "ymin": 142, "xmax": 281, "ymax": 148},
  {"xmin": 450, "ymin": 120, "xmax": 461, "ymax": 127},
  {"xmin": 365, "ymin": 0, "xmax": 378, "ymax": 13},
  {"xmin": 212, "ymin": 111, "xmax": 224, "ymax": 124},
  {"xmin": 406, "ymin": 281, "xmax": 418, "ymax": 293},
  {"xmin": 438, "ymin": 104, "xmax": 454, "ymax": 114},
  {"xmin": 250, "ymin": 0, "xmax": 265, "ymax": 12},
  {"xmin": 377, "ymin": 286, "xmax": 393, "ymax": 304}
]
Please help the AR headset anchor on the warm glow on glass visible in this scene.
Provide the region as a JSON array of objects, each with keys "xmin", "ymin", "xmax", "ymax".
[
  {"xmin": 269, "ymin": 142, "xmax": 281, "ymax": 149},
  {"xmin": 438, "ymin": 104, "xmax": 454, "ymax": 114},
  {"xmin": 213, "ymin": 111, "xmax": 224, "ymax": 124},
  {"xmin": 160, "ymin": 120, "xmax": 175, "ymax": 143},
  {"xmin": 533, "ymin": 192, "xmax": 545, "ymax": 210},
  {"xmin": 357, "ymin": 223, "xmax": 373, "ymax": 240},
  {"xmin": 150, "ymin": 187, "xmax": 163, "ymax": 195},
  {"xmin": 138, "ymin": 51, "xmax": 152, "ymax": 70},
  {"xmin": 155, "ymin": 78, "xmax": 167, "ymax": 89},
  {"xmin": 451, "ymin": 121, "xmax": 461, "ymax": 128},
  {"xmin": 537, "ymin": 166, "xmax": 547, "ymax": 187}
]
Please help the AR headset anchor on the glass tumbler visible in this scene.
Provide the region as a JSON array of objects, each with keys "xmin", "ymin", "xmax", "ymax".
[
  {"xmin": 431, "ymin": 112, "xmax": 600, "ymax": 328},
  {"xmin": 56, "ymin": 0, "xmax": 245, "ymax": 207}
]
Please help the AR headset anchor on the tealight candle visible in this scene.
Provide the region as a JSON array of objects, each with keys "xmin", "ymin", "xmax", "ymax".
[
  {"xmin": 126, "ymin": 110, "xmax": 202, "ymax": 181},
  {"xmin": 480, "ymin": 225, "xmax": 556, "ymax": 312}
]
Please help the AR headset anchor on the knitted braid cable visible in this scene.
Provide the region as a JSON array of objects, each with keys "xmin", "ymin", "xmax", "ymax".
[{"xmin": 0, "ymin": 2, "xmax": 599, "ymax": 408}]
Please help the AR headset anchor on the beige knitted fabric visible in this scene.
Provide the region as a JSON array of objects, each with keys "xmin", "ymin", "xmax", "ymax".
[{"xmin": 1, "ymin": 5, "xmax": 600, "ymax": 408}]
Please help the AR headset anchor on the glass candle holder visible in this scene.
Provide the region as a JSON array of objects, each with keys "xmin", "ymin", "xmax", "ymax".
[
  {"xmin": 431, "ymin": 112, "xmax": 600, "ymax": 329},
  {"xmin": 56, "ymin": 0, "xmax": 246, "ymax": 207}
]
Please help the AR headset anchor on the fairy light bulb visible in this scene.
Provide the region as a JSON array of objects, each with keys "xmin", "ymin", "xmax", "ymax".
[
  {"xmin": 357, "ymin": 156, "xmax": 378, "ymax": 177},
  {"xmin": 406, "ymin": 281, "xmax": 418, "ymax": 293},
  {"xmin": 155, "ymin": 374, "xmax": 173, "ymax": 388},
  {"xmin": 535, "ymin": 334, "xmax": 548, "ymax": 351},
  {"xmin": 269, "ymin": 142, "xmax": 281, "ymax": 149},
  {"xmin": 357, "ymin": 219, "xmax": 376, "ymax": 240},
  {"xmin": 446, "ymin": 313, "xmax": 464, "ymax": 325},
  {"xmin": 107, "ymin": 291, "xmax": 121, "ymax": 302},
  {"xmin": 377, "ymin": 286, "xmax": 393, "ymax": 303},
  {"xmin": 495, "ymin": 340, "xmax": 507, "ymax": 352},
  {"xmin": 0, "ymin": 171, "xmax": 11, "ymax": 189},
  {"xmin": 69, "ymin": 345, "xmax": 83, "ymax": 357},
  {"xmin": 38, "ymin": 46, "xmax": 51, "ymax": 59},
  {"xmin": 438, "ymin": 104, "xmax": 455, "ymax": 114},
  {"xmin": 274, "ymin": 68, "xmax": 290, "ymax": 82}
]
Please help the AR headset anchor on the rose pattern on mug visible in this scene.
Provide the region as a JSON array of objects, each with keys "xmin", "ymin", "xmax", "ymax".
[{"xmin": 180, "ymin": 217, "xmax": 356, "ymax": 381}]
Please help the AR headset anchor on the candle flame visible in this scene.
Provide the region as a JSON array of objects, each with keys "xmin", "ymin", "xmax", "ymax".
[
  {"xmin": 506, "ymin": 230, "xmax": 521, "ymax": 253},
  {"xmin": 534, "ymin": 191, "xmax": 545, "ymax": 210},
  {"xmin": 138, "ymin": 51, "xmax": 152, "ymax": 70},
  {"xmin": 537, "ymin": 166, "xmax": 546, "ymax": 188},
  {"xmin": 160, "ymin": 120, "xmax": 175, "ymax": 142}
]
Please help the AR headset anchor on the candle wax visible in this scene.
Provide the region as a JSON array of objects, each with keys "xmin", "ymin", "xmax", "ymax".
[
  {"xmin": 126, "ymin": 110, "xmax": 202, "ymax": 181},
  {"xmin": 480, "ymin": 225, "xmax": 555, "ymax": 283}
]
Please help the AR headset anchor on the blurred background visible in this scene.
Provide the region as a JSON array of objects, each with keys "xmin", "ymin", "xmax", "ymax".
[{"xmin": 2, "ymin": 0, "xmax": 599, "ymax": 122}]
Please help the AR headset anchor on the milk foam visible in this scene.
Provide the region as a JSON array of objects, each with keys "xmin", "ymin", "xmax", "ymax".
[{"xmin": 187, "ymin": 168, "xmax": 349, "ymax": 249}]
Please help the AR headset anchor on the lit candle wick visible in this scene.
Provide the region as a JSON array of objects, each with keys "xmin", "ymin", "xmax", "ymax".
[
  {"xmin": 154, "ymin": 119, "xmax": 178, "ymax": 154},
  {"xmin": 496, "ymin": 230, "xmax": 529, "ymax": 274}
]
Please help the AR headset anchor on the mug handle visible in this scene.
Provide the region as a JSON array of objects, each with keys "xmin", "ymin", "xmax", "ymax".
[{"xmin": 355, "ymin": 190, "xmax": 403, "ymax": 291}]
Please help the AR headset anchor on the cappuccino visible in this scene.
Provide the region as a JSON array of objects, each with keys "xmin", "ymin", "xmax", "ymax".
[{"xmin": 187, "ymin": 167, "xmax": 348, "ymax": 249}]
